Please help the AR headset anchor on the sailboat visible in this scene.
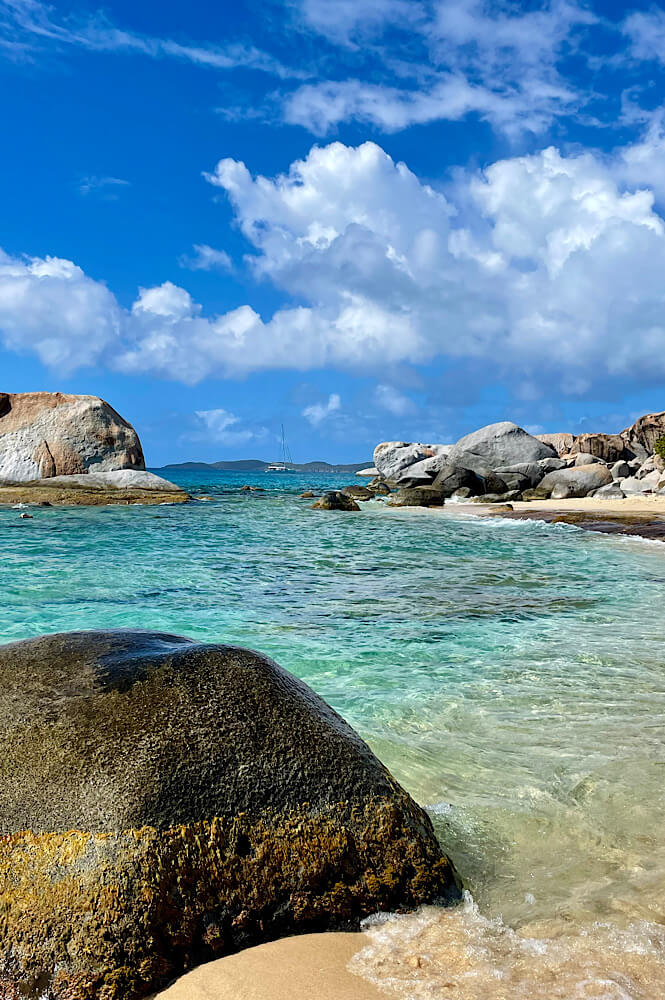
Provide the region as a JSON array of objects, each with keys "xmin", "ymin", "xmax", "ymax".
[{"xmin": 266, "ymin": 424, "xmax": 296, "ymax": 472}]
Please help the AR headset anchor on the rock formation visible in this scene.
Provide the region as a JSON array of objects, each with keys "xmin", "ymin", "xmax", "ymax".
[
  {"xmin": 449, "ymin": 422, "xmax": 557, "ymax": 469},
  {"xmin": 0, "ymin": 631, "xmax": 460, "ymax": 999},
  {"xmin": 0, "ymin": 392, "xmax": 145, "ymax": 483},
  {"xmin": 311, "ymin": 491, "xmax": 361, "ymax": 511}
]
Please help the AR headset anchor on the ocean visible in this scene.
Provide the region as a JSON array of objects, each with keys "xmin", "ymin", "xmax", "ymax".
[{"xmin": 2, "ymin": 468, "xmax": 665, "ymax": 998}]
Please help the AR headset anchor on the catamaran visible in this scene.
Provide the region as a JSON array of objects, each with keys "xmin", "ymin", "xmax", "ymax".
[{"xmin": 266, "ymin": 425, "xmax": 295, "ymax": 472}]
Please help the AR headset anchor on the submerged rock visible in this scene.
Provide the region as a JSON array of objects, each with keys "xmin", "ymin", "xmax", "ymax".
[
  {"xmin": 0, "ymin": 392, "xmax": 145, "ymax": 483},
  {"xmin": 0, "ymin": 631, "xmax": 460, "ymax": 999},
  {"xmin": 311, "ymin": 491, "xmax": 361, "ymax": 511}
]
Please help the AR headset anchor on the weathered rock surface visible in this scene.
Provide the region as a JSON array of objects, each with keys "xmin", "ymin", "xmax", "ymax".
[
  {"xmin": 571, "ymin": 433, "xmax": 627, "ymax": 463},
  {"xmin": 373, "ymin": 443, "xmax": 452, "ymax": 482},
  {"xmin": 593, "ymin": 482, "xmax": 626, "ymax": 499},
  {"xmin": 536, "ymin": 432, "xmax": 575, "ymax": 456},
  {"xmin": 621, "ymin": 470, "xmax": 663, "ymax": 494},
  {"xmin": 449, "ymin": 422, "xmax": 557, "ymax": 470},
  {"xmin": 621, "ymin": 412, "xmax": 665, "ymax": 457},
  {"xmin": 574, "ymin": 452, "xmax": 604, "ymax": 467},
  {"xmin": 0, "ymin": 392, "xmax": 145, "ymax": 482},
  {"xmin": 388, "ymin": 486, "xmax": 446, "ymax": 507},
  {"xmin": 0, "ymin": 471, "xmax": 187, "ymax": 506},
  {"xmin": 611, "ymin": 461, "xmax": 631, "ymax": 480},
  {"xmin": 311, "ymin": 491, "xmax": 361, "ymax": 511},
  {"xmin": 539, "ymin": 464, "xmax": 613, "ymax": 499},
  {"xmin": 341, "ymin": 485, "xmax": 373, "ymax": 500},
  {"xmin": 0, "ymin": 631, "xmax": 460, "ymax": 999}
]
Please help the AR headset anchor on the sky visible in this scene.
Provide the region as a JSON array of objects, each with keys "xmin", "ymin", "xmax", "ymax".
[{"xmin": 2, "ymin": 0, "xmax": 665, "ymax": 464}]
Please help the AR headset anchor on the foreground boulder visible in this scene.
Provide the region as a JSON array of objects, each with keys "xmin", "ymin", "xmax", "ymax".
[
  {"xmin": 539, "ymin": 464, "xmax": 613, "ymax": 499},
  {"xmin": 0, "ymin": 392, "xmax": 145, "ymax": 482},
  {"xmin": 449, "ymin": 422, "xmax": 557, "ymax": 469},
  {"xmin": 0, "ymin": 631, "xmax": 460, "ymax": 999}
]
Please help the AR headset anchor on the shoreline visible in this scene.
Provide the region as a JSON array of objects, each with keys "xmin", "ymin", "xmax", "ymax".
[{"xmin": 387, "ymin": 495, "xmax": 665, "ymax": 542}]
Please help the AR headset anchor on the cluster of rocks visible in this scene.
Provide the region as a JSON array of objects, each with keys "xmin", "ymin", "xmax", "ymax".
[{"xmin": 369, "ymin": 413, "xmax": 665, "ymax": 507}]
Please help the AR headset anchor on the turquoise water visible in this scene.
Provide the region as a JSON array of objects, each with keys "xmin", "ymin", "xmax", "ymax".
[{"xmin": 3, "ymin": 469, "xmax": 665, "ymax": 996}]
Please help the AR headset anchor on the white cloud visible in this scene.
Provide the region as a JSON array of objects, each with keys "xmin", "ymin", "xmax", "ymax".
[
  {"xmin": 373, "ymin": 384, "xmax": 416, "ymax": 416},
  {"xmin": 302, "ymin": 392, "xmax": 341, "ymax": 426},
  {"xmin": 179, "ymin": 244, "xmax": 233, "ymax": 273},
  {"xmin": 0, "ymin": 0, "xmax": 301, "ymax": 78},
  {"xmin": 79, "ymin": 175, "xmax": 130, "ymax": 198},
  {"xmin": 622, "ymin": 8, "xmax": 665, "ymax": 64},
  {"xmin": 296, "ymin": 0, "xmax": 425, "ymax": 46},
  {"xmin": 5, "ymin": 139, "xmax": 665, "ymax": 393},
  {"xmin": 193, "ymin": 408, "xmax": 263, "ymax": 445}
]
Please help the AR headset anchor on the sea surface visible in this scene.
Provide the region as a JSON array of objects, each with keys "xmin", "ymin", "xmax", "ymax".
[{"xmin": 2, "ymin": 468, "xmax": 665, "ymax": 998}]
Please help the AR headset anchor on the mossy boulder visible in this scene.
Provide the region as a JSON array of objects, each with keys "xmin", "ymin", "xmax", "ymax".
[
  {"xmin": 0, "ymin": 631, "xmax": 460, "ymax": 999},
  {"xmin": 311, "ymin": 491, "xmax": 360, "ymax": 511}
]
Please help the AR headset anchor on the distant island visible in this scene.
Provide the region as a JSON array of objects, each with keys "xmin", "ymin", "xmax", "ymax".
[{"xmin": 156, "ymin": 459, "xmax": 373, "ymax": 474}]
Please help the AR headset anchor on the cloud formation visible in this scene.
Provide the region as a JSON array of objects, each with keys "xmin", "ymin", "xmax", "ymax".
[
  {"xmin": 302, "ymin": 393, "xmax": 341, "ymax": 426},
  {"xmin": 3, "ymin": 137, "xmax": 665, "ymax": 396}
]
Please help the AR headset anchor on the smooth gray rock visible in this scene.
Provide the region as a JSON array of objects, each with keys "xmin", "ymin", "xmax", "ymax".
[
  {"xmin": 611, "ymin": 461, "xmax": 631, "ymax": 480},
  {"xmin": 574, "ymin": 452, "xmax": 605, "ymax": 466},
  {"xmin": 0, "ymin": 470, "xmax": 184, "ymax": 493},
  {"xmin": 593, "ymin": 482, "xmax": 626, "ymax": 499},
  {"xmin": 621, "ymin": 471, "xmax": 663, "ymax": 494},
  {"xmin": 449, "ymin": 422, "xmax": 557, "ymax": 470},
  {"xmin": 539, "ymin": 464, "xmax": 613, "ymax": 499},
  {"xmin": 495, "ymin": 463, "xmax": 542, "ymax": 487},
  {"xmin": 0, "ymin": 392, "xmax": 145, "ymax": 483},
  {"xmin": 538, "ymin": 457, "xmax": 567, "ymax": 473}
]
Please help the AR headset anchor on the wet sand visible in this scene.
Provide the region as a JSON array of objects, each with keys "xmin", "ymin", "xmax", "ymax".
[{"xmin": 155, "ymin": 932, "xmax": 380, "ymax": 1000}]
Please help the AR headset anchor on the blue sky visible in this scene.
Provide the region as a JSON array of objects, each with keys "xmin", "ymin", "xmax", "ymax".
[{"xmin": 2, "ymin": 0, "xmax": 665, "ymax": 464}]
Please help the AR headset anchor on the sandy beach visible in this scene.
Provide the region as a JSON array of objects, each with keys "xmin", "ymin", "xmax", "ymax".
[{"xmin": 155, "ymin": 932, "xmax": 380, "ymax": 1000}]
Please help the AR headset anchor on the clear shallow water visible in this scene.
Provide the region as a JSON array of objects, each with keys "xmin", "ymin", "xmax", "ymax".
[{"xmin": 2, "ymin": 469, "xmax": 665, "ymax": 998}]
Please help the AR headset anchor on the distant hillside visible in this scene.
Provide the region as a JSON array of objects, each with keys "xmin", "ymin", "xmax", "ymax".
[{"xmin": 157, "ymin": 459, "xmax": 372, "ymax": 474}]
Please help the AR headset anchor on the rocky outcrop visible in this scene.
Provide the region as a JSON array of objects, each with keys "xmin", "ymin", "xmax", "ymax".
[
  {"xmin": 449, "ymin": 422, "xmax": 557, "ymax": 469},
  {"xmin": 0, "ymin": 631, "xmax": 460, "ymax": 1000},
  {"xmin": 621, "ymin": 412, "xmax": 665, "ymax": 458},
  {"xmin": 0, "ymin": 471, "xmax": 188, "ymax": 506},
  {"xmin": 341, "ymin": 485, "xmax": 373, "ymax": 500},
  {"xmin": 0, "ymin": 392, "xmax": 145, "ymax": 483},
  {"xmin": 539, "ymin": 464, "xmax": 613, "ymax": 499},
  {"xmin": 311, "ymin": 491, "xmax": 361, "ymax": 511},
  {"xmin": 373, "ymin": 442, "xmax": 452, "ymax": 482},
  {"xmin": 389, "ymin": 486, "xmax": 446, "ymax": 507},
  {"xmin": 536, "ymin": 432, "xmax": 575, "ymax": 456},
  {"xmin": 570, "ymin": 433, "xmax": 627, "ymax": 464}
]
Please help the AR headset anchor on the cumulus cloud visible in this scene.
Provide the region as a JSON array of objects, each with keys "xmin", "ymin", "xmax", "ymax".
[
  {"xmin": 179, "ymin": 244, "xmax": 234, "ymax": 273},
  {"xmin": 193, "ymin": 408, "xmax": 264, "ymax": 445},
  {"xmin": 302, "ymin": 393, "xmax": 341, "ymax": 426},
  {"xmin": 373, "ymin": 384, "xmax": 416, "ymax": 416},
  {"xmin": 4, "ymin": 138, "xmax": 665, "ymax": 393}
]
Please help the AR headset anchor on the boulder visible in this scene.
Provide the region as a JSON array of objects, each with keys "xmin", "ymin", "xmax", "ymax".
[
  {"xmin": 0, "ymin": 470, "xmax": 183, "ymax": 493},
  {"xmin": 0, "ymin": 392, "xmax": 145, "ymax": 483},
  {"xmin": 388, "ymin": 486, "xmax": 446, "ymax": 507},
  {"xmin": 470, "ymin": 491, "xmax": 522, "ymax": 504},
  {"xmin": 0, "ymin": 631, "xmax": 460, "ymax": 999},
  {"xmin": 538, "ymin": 457, "xmax": 567, "ymax": 473},
  {"xmin": 355, "ymin": 467, "xmax": 378, "ymax": 477},
  {"xmin": 367, "ymin": 481, "xmax": 391, "ymax": 496},
  {"xmin": 495, "ymin": 463, "xmax": 543, "ymax": 487},
  {"xmin": 522, "ymin": 487, "xmax": 552, "ymax": 501},
  {"xmin": 396, "ymin": 454, "xmax": 449, "ymax": 484},
  {"xmin": 431, "ymin": 464, "xmax": 483, "ymax": 497},
  {"xmin": 635, "ymin": 456, "xmax": 665, "ymax": 479},
  {"xmin": 449, "ymin": 422, "xmax": 557, "ymax": 470},
  {"xmin": 311, "ymin": 492, "xmax": 360, "ymax": 511},
  {"xmin": 611, "ymin": 461, "xmax": 631, "ymax": 480},
  {"xmin": 536, "ymin": 432, "xmax": 575, "ymax": 456},
  {"xmin": 373, "ymin": 443, "xmax": 452, "ymax": 482},
  {"xmin": 621, "ymin": 470, "xmax": 663, "ymax": 494},
  {"xmin": 621, "ymin": 412, "xmax": 665, "ymax": 457},
  {"xmin": 538, "ymin": 464, "xmax": 613, "ymax": 499},
  {"xmin": 341, "ymin": 485, "xmax": 373, "ymax": 501},
  {"xmin": 574, "ymin": 452, "xmax": 605, "ymax": 467},
  {"xmin": 593, "ymin": 482, "xmax": 626, "ymax": 499},
  {"xmin": 570, "ymin": 433, "xmax": 627, "ymax": 463}
]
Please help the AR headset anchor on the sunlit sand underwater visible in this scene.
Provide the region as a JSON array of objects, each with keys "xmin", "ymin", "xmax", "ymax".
[{"xmin": 2, "ymin": 469, "xmax": 665, "ymax": 998}]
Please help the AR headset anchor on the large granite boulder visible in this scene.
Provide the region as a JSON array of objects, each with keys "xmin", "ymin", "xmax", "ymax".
[
  {"xmin": 536, "ymin": 433, "xmax": 575, "ymax": 456},
  {"xmin": 0, "ymin": 631, "xmax": 460, "ymax": 999},
  {"xmin": 0, "ymin": 392, "xmax": 145, "ymax": 483},
  {"xmin": 621, "ymin": 412, "xmax": 665, "ymax": 458},
  {"xmin": 570, "ymin": 433, "xmax": 627, "ymax": 464},
  {"xmin": 373, "ymin": 443, "xmax": 452, "ymax": 482},
  {"xmin": 538, "ymin": 464, "xmax": 613, "ymax": 499},
  {"xmin": 449, "ymin": 423, "xmax": 557, "ymax": 470},
  {"xmin": 388, "ymin": 486, "xmax": 446, "ymax": 507}
]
